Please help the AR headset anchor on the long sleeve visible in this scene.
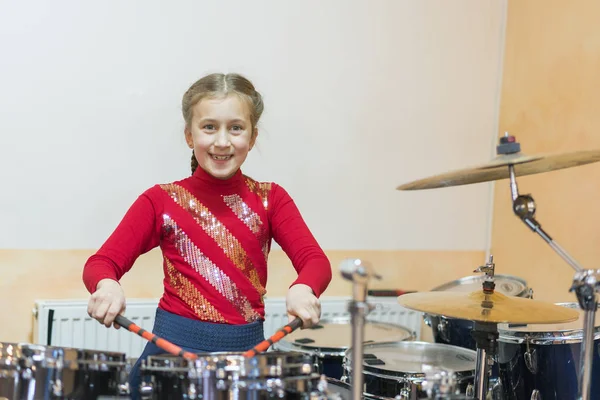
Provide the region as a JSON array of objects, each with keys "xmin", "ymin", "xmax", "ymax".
[
  {"xmin": 82, "ymin": 190, "xmax": 162, "ymax": 293},
  {"xmin": 269, "ymin": 184, "xmax": 332, "ymax": 297}
]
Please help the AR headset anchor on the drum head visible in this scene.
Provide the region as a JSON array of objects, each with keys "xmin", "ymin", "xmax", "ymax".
[
  {"xmin": 275, "ymin": 317, "xmax": 414, "ymax": 356},
  {"xmin": 345, "ymin": 341, "xmax": 476, "ymax": 379},
  {"xmin": 431, "ymin": 274, "xmax": 528, "ymax": 297},
  {"xmin": 498, "ymin": 302, "xmax": 600, "ymax": 344}
]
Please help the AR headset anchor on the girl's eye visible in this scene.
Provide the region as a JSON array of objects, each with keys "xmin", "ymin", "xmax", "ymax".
[
  {"xmin": 204, "ymin": 124, "xmax": 215, "ymax": 130},
  {"xmin": 231, "ymin": 125, "xmax": 242, "ymax": 131}
]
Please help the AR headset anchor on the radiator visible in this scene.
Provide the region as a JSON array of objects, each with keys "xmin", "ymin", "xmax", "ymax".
[{"xmin": 33, "ymin": 297, "xmax": 422, "ymax": 359}]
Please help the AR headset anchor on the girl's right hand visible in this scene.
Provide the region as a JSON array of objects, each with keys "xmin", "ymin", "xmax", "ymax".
[{"xmin": 87, "ymin": 278, "xmax": 126, "ymax": 328}]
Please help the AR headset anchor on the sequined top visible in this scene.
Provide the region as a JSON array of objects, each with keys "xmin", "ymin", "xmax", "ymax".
[{"xmin": 83, "ymin": 167, "xmax": 332, "ymax": 325}]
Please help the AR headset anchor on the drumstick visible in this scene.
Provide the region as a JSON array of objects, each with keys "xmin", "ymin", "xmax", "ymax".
[
  {"xmin": 368, "ymin": 289, "xmax": 416, "ymax": 297},
  {"xmin": 114, "ymin": 315, "xmax": 198, "ymax": 360},
  {"xmin": 243, "ymin": 317, "xmax": 303, "ymax": 358}
]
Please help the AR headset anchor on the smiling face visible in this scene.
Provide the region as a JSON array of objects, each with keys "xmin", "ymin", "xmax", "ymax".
[{"xmin": 185, "ymin": 94, "xmax": 257, "ymax": 180}]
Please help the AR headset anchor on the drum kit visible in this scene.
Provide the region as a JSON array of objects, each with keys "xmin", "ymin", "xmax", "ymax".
[{"xmin": 1, "ymin": 133, "xmax": 600, "ymax": 400}]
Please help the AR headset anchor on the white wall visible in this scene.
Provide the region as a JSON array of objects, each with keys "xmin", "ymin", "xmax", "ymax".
[{"xmin": 0, "ymin": 0, "xmax": 507, "ymax": 251}]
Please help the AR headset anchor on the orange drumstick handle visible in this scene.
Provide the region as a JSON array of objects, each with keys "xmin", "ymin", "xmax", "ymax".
[
  {"xmin": 114, "ymin": 315, "xmax": 198, "ymax": 360},
  {"xmin": 243, "ymin": 317, "xmax": 303, "ymax": 358}
]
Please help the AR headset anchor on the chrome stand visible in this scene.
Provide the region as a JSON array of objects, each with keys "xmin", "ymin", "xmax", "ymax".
[
  {"xmin": 471, "ymin": 322, "xmax": 497, "ymax": 400},
  {"xmin": 571, "ymin": 270, "xmax": 600, "ymax": 400},
  {"xmin": 500, "ymin": 134, "xmax": 597, "ymax": 400},
  {"xmin": 468, "ymin": 256, "xmax": 498, "ymax": 400},
  {"xmin": 340, "ymin": 259, "xmax": 381, "ymax": 400}
]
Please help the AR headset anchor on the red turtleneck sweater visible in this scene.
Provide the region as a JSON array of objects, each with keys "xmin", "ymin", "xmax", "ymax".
[{"xmin": 83, "ymin": 168, "xmax": 332, "ymax": 325}]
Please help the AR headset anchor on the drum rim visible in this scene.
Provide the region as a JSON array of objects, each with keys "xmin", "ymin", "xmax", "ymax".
[
  {"xmin": 343, "ymin": 341, "xmax": 477, "ymax": 379},
  {"xmin": 11, "ymin": 343, "xmax": 127, "ymax": 368},
  {"xmin": 498, "ymin": 302, "xmax": 600, "ymax": 344},
  {"xmin": 148, "ymin": 350, "xmax": 310, "ymax": 361},
  {"xmin": 146, "ymin": 350, "xmax": 315, "ymax": 376},
  {"xmin": 430, "ymin": 274, "xmax": 529, "ymax": 297},
  {"xmin": 273, "ymin": 319, "xmax": 414, "ymax": 356}
]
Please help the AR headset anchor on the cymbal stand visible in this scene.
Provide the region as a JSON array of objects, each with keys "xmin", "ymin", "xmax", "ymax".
[
  {"xmin": 471, "ymin": 321, "xmax": 497, "ymax": 400},
  {"xmin": 499, "ymin": 134, "xmax": 597, "ymax": 400},
  {"xmin": 339, "ymin": 259, "xmax": 381, "ymax": 400},
  {"xmin": 470, "ymin": 258, "xmax": 498, "ymax": 400}
]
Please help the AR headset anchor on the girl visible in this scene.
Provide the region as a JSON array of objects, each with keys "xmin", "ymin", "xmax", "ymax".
[{"xmin": 82, "ymin": 73, "xmax": 332, "ymax": 397}]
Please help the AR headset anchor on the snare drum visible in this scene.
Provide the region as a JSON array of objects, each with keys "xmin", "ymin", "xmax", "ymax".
[
  {"xmin": 497, "ymin": 302, "xmax": 600, "ymax": 400},
  {"xmin": 140, "ymin": 350, "xmax": 320, "ymax": 400},
  {"xmin": 343, "ymin": 341, "xmax": 476, "ymax": 399},
  {"xmin": 274, "ymin": 317, "xmax": 414, "ymax": 379},
  {"xmin": 0, "ymin": 343, "xmax": 129, "ymax": 399},
  {"xmin": 425, "ymin": 274, "xmax": 532, "ymax": 350}
]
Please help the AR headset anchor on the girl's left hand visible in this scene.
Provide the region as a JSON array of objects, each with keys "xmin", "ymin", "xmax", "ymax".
[{"xmin": 286, "ymin": 284, "xmax": 321, "ymax": 329}]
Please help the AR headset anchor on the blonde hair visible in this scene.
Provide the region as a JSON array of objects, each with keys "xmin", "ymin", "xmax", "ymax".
[{"xmin": 182, "ymin": 73, "xmax": 264, "ymax": 174}]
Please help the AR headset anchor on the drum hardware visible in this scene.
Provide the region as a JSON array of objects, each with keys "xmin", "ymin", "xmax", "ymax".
[
  {"xmin": 471, "ymin": 321, "xmax": 497, "ymax": 400},
  {"xmin": 397, "ymin": 134, "xmax": 600, "ymax": 399},
  {"xmin": 471, "ymin": 257, "xmax": 497, "ymax": 400},
  {"xmin": 421, "ymin": 365, "xmax": 475, "ymax": 400},
  {"xmin": 523, "ymin": 338, "xmax": 537, "ymax": 374},
  {"xmin": 398, "ymin": 271, "xmax": 578, "ymax": 399},
  {"xmin": 570, "ymin": 270, "xmax": 600, "ymax": 400},
  {"xmin": 421, "ymin": 365, "xmax": 457, "ymax": 399},
  {"xmin": 502, "ymin": 135, "xmax": 598, "ymax": 400},
  {"xmin": 435, "ymin": 318, "xmax": 450, "ymax": 342},
  {"xmin": 339, "ymin": 258, "xmax": 382, "ymax": 400}
]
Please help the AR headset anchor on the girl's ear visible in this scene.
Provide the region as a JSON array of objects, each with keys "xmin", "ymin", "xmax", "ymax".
[
  {"xmin": 249, "ymin": 127, "xmax": 258, "ymax": 150},
  {"xmin": 185, "ymin": 128, "xmax": 194, "ymax": 149}
]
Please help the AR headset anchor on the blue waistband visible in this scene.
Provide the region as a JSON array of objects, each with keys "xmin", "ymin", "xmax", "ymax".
[{"xmin": 151, "ymin": 308, "xmax": 265, "ymax": 352}]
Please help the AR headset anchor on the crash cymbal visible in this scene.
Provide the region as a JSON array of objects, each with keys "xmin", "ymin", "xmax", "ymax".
[
  {"xmin": 398, "ymin": 290, "xmax": 579, "ymax": 324},
  {"xmin": 397, "ymin": 149, "xmax": 600, "ymax": 190}
]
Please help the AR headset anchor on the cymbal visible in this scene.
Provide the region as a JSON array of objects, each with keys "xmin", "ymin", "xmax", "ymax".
[
  {"xmin": 397, "ymin": 150, "xmax": 600, "ymax": 190},
  {"xmin": 397, "ymin": 290, "xmax": 579, "ymax": 324}
]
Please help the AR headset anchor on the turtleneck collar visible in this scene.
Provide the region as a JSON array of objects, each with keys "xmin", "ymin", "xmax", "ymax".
[{"xmin": 190, "ymin": 166, "xmax": 244, "ymax": 191}]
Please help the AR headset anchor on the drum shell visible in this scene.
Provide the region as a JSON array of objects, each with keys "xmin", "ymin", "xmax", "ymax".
[
  {"xmin": 0, "ymin": 343, "xmax": 128, "ymax": 400},
  {"xmin": 497, "ymin": 302, "xmax": 600, "ymax": 400},
  {"xmin": 140, "ymin": 350, "xmax": 320, "ymax": 400}
]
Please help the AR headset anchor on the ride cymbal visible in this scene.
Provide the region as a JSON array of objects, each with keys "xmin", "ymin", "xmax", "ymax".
[
  {"xmin": 397, "ymin": 150, "xmax": 600, "ymax": 190},
  {"xmin": 398, "ymin": 290, "xmax": 579, "ymax": 324}
]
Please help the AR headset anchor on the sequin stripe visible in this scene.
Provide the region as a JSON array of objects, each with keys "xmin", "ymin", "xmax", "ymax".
[
  {"xmin": 222, "ymin": 194, "xmax": 270, "ymax": 262},
  {"xmin": 222, "ymin": 194, "xmax": 264, "ymax": 236},
  {"xmin": 165, "ymin": 257, "xmax": 228, "ymax": 323},
  {"xmin": 244, "ymin": 177, "xmax": 272, "ymax": 211},
  {"xmin": 160, "ymin": 184, "xmax": 266, "ymax": 297},
  {"xmin": 162, "ymin": 215, "xmax": 262, "ymax": 322}
]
